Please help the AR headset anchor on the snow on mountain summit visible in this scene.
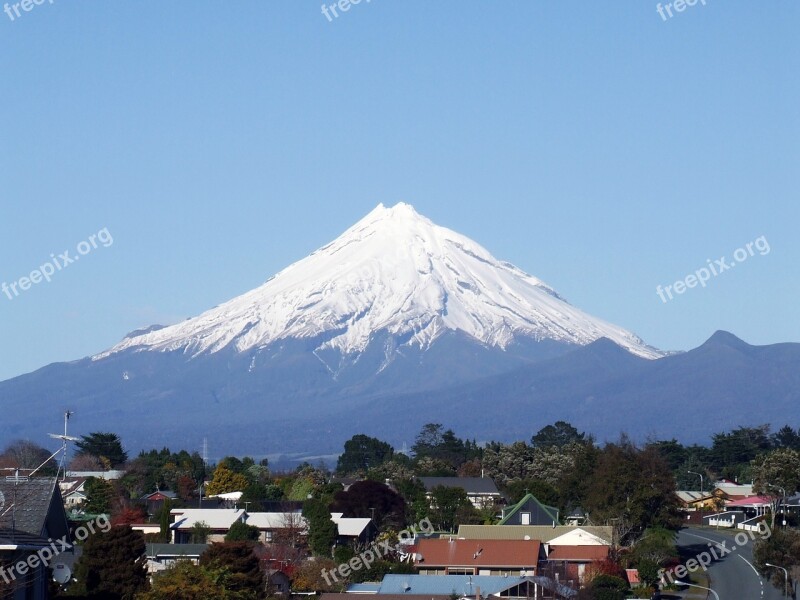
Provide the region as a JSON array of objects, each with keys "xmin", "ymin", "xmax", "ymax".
[{"xmin": 98, "ymin": 203, "xmax": 661, "ymax": 361}]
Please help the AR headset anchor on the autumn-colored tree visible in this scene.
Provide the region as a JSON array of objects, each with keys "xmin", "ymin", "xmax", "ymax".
[
  {"xmin": 138, "ymin": 560, "xmax": 255, "ymax": 600},
  {"xmin": 206, "ymin": 463, "xmax": 249, "ymax": 496},
  {"xmin": 291, "ymin": 558, "xmax": 340, "ymax": 592},
  {"xmin": 112, "ymin": 505, "xmax": 147, "ymax": 526},
  {"xmin": 200, "ymin": 542, "xmax": 263, "ymax": 598},
  {"xmin": 72, "ymin": 525, "xmax": 148, "ymax": 599}
]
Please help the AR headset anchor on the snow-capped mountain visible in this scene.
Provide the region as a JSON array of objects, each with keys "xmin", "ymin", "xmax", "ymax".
[{"xmin": 97, "ymin": 202, "xmax": 660, "ymax": 371}]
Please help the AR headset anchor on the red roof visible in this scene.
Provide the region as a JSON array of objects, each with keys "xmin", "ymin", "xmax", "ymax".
[
  {"xmin": 625, "ymin": 569, "xmax": 640, "ymax": 585},
  {"xmin": 547, "ymin": 545, "xmax": 609, "ymax": 561},
  {"xmin": 415, "ymin": 539, "xmax": 541, "ymax": 568},
  {"xmin": 726, "ymin": 495, "xmax": 772, "ymax": 507}
]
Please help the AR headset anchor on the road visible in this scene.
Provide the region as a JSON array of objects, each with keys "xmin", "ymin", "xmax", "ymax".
[{"xmin": 676, "ymin": 527, "xmax": 786, "ymax": 600}]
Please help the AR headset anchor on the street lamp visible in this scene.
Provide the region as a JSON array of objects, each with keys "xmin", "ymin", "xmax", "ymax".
[
  {"xmin": 688, "ymin": 471, "xmax": 705, "ymax": 522},
  {"xmin": 773, "ymin": 485, "xmax": 787, "ymax": 526},
  {"xmin": 678, "ymin": 582, "xmax": 719, "ymax": 600},
  {"xmin": 765, "ymin": 563, "xmax": 789, "ymax": 598}
]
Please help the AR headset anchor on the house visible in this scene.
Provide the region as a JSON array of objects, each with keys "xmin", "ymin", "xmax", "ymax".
[
  {"xmin": 712, "ymin": 480, "xmax": 754, "ymax": 501},
  {"xmin": 414, "ymin": 538, "xmax": 541, "ymax": 576},
  {"xmin": 171, "ymin": 508, "xmax": 247, "ymax": 543},
  {"xmin": 170, "ymin": 508, "xmax": 308, "ymax": 544},
  {"xmin": 144, "ymin": 543, "xmax": 207, "ymax": 574},
  {"xmin": 456, "ymin": 525, "xmax": 613, "ymax": 545},
  {"xmin": 499, "ymin": 494, "xmax": 559, "ymax": 526},
  {"xmin": 0, "ymin": 477, "xmax": 72, "ymax": 600},
  {"xmin": 65, "ymin": 469, "xmax": 125, "ymax": 480},
  {"xmin": 419, "ymin": 477, "xmax": 501, "ymax": 509},
  {"xmin": 330, "ymin": 513, "xmax": 377, "ymax": 546},
  {"xmin": 544, "ymin": 545, "xmax": 610, "ymax": 586},
  {"xmin": 377, "ymin": 574, "xmax": 541, "ymax": 598},
  {"xmin": 546, "ymin": 529, "xmax": 610, "ymax": 547},
  {"xmin": 58, "ymin": 478, "xmax": 88, "ymax": 509},
  {"xmin": 676, "ymin": 490, "xmax": 725, "ymax": 511},
  {"xmin": 266, "ymin": 569, "xmax": 291, "ymax": 596},
  {"xmin": 141, "ymin": 489, "xmax": 177, "ymax": 516}
]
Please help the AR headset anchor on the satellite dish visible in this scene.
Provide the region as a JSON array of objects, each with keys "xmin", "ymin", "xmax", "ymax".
[{"xmin": 52, "ymin": 563, "xmax": 72, "ymax": 584}]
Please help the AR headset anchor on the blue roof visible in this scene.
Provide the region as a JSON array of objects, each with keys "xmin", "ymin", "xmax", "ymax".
[
  {"xmin": 346, "ymin": 583, "xmax": 382, "ymax": 593},
  {"xmin": 378, "ymin": 575, "xmax": 531, "ymax": 596}
]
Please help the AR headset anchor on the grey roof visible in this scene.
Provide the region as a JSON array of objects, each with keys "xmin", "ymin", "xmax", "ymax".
[
  {"xmin": 419, "ymin": 477, "xmax": 500, "ymax": 495},
  {"xmin": 0, "ymin": 477, "xmax": 69, "ymax": 540},
  {"xmin": 146, "ymin": 543, "xmax": 208, "ymax": 558},
  {"xmin": 378, "ymin": 575, "xmax": 532, "ymax": 595},
  {"xmin": 0, "ymin": 527, "xmax": 52, "ymax": 549}
]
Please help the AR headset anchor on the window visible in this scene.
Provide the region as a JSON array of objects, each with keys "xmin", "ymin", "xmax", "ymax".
[{"xmin": 521, "ymin": 512, "xmax": 531, "ymax": 525}]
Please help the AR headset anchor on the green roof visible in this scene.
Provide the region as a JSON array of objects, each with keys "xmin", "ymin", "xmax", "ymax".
[{"xmin": 498, "ymin": 493, "xmax": 559, "ymax": 525}]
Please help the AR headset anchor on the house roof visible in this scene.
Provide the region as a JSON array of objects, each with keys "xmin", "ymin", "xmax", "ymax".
[
  {"xmin": 456, "ymin": 525, "xmax": 613, "ymax": 544},
  {"xmin": 547, "ymin": 529, "xmax": 609, "ymax": 546},
  {"xmin": 725, "ymin": 495, "xmax": 772, "ymax": 507},
  {"xmin": 142, "ymin": 490, "xmax": 177, "ymax": 500},
  {"xmin": 170, "ymin": 508, "xmax": 245, "ymax": 530},
  {"xmin": 0, "ymin": 477, "xmax": 69, "ymax": 540},
  {"xmin": 415, "ymin": 538, "xmax": 541, "ymax": 568},
  {"xmin": 499, "ymin": 494, "xmax": 559, "ymax": 525},
  {"xmin": 325, "ymin": 595, "xmax": 452, "ymax": 600},
  {"xmin": 145, "ymin": 543, "xmax": 208, "ymax": 557},
  {"xmin": 330, "ymin": 513, "xmax": 373, "ymax": 537},
  {"xmin": 676, "ymin": 491, "xmax": 714, "ymax": 503},
  {"xmin": 378, "ymin": 574, "xmax": 535, "ymax": 596},
  {"xmin": 244, "ymin": 512, "xmax": 309, "ymax": 530},
  {"xmin": 0, "ymin": 528, "xmax": 53, "ymax": 549},
  {"xmin": 547, "ymin": 545, "xmax": 609, "ymax": 561},
  {"xmin": 419, "ymin": 477, "xmax": 499, "ymax": 495},
  {"xmin": 625, "ymin": 569, "xmax": 640, "ymax": 586}
]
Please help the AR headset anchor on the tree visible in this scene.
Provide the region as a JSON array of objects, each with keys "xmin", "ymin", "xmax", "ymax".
[
  {"xmin": 292, "ymin": 558, "xmax": 340, "ymax": 592},
  {"xmin": 709, "ymin": 425, "xmax": 772, "ymax": 480},
  {"xmin": 753, "ymin": 528, "xmax": 800, "ymax": 596},
  {"xmin": 412, "ymin": 424, "xmax": 445, "ymax": 458},
  {"xmin": 206, "ymin": 463, "xmax": 250, "ymax": 496},
  {"xmin": 191, "ymin": 521, "xmax": 212, "ymax": 543},
  {"xmin": 303, "ymin": 498, "xmax": 338, "ymax": 556},
  {"xmin": 200, "ymin": 542, "xmax": 263, "ymax": 597},
  {"xmin": 76, "ymin": 432, "xmax": 128, "ymax": 468},
  {"xmin": 0, "ymin": 440, "xmax": 56, "ymax": 472},
  {"xmin": 72, "ymin": 525, "xmax": 147, "ymax": 599},
  {"xmin": 158, "ymin": 498, "xmax": 173, "ymax": 542},
  {"xmin": 772, "ymin": 425, "xmax": 800, "ymax": 451},
  {"xmin": 337, "ymin": 434, "xmax": 394, "ymax": 474},
  {"xmin": 583, "ymin": 574, "xmax": 629, "ymax": 600},
  {"xmin": 532, "ymin": 421, "xmax": 585, "ymax": 449},
  {"xmin": 84, "ymin": 477, "xmax": 115, "ymax": 514},
  {"xmin": 428, "ymin": 485, "xmax": 478, "ymax": 532},
  {"xmin": 226, "ymin": 520, "xmax": 261, "ymax": 542},
  {"xmin": 751, "ymin": 448, "xmax": 800, "ymax": 527},
  {"xmin": 330, "ymin": 480, "xmax": 406, "ymax": 530},
  {"xmin": 139, "ymin": 560, "xmax": 255, "ymax": 600},
  {"xmin": 583, "ymin": 439, "xmax": 681, "ymax": 541}
]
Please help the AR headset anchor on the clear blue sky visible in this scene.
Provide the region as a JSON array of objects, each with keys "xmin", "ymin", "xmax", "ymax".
[{"xmin": 1, "ymin": 1, "xmax": 798, "ymax": 382}]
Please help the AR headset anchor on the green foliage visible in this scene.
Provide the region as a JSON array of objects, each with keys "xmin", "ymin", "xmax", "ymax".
[
  {"xmin": 200, "ymin": 542, "xmax": 263, "ymax": 598},
  {"xmin": 72, "ymin": 525, "xmax": 147, "ymax": 599},
  {"xmin": 225, "ymin": 521, "xmax": 261, "ymax": 542},
  {"xmin": 772, "ymin": 425, "xmax": 800, "ymax": 450},
  {"xmin": 330, "ymin": 480, "xmax": 406, "ymax": 529},
  {"xmin": 531, "ymin": 421, "xmax": 585, "ymax": 449},
  {"xmin": 709, "ymin": 425, "xmax": 772, "ymax": 480},
  {"xmin": 753, "ymin": 527, "xmax": 800, "ymax": 594},
  {"xmin": 411, "ymin": 423, "xmax": 481, "ymax": 468},
  {"xmin": 83, "ymin": 477, "xmax": 114, "ymax": 514},
  {"xmin": 588, "ymin": 574, "xmax": 630, "ymax": 600},
  {"xmin": 76, "ymin": 432, "xmax": 128, "ymax": 468},
  {"xmin": 428, "ymin": 485, "xmax": 479, "ymax": 532},
  {"xmin": 302, "ymin": 498, "xmax": 338, "ymax": 556},
  {"xmin": 337, "ymin": 434, "xmax": 394, "ymax": 475},
  {"xmin": 138, "ymin": 560, "xmax": 256, "ymax": 600},
  {"xmin": 631, "ymin": 527, "xmax": 677, "ymax": 566},
  {"xmin": 158, "ymin": 498, "xmax": 172, "ymax": 543},
  {"xmin": 583, "ymin": 438, "xmax": 682, "ymax": 540},
  {"xmin": 190, "ymin": 521, "xmax": 212, "ymax": 544}
]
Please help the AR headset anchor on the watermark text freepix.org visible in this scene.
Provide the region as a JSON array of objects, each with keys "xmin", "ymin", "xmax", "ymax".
[
  {"xmin": 0, "ymin": 514, "xmax": 111, "ymax": 583},
  {"xmin": 321, "ymin": 517, "xmax": 433, "ymax": 585},
  {"xmin": 321, "ymin": 0, "xmax": 371, "ymax": 23},
  {"xmin": 4, "ymin": 0, "xmax": 55, "ymax": 22},
  {"xmin": 656, "ymin": 235, "xmax": 769, "ymax": 304},
  {"xmin": 656, "ymin": 0, "xmax": 707, "ymax": 22},
  {"xmin": 659, "ymin": 522, "xmax": 771, "ymax": 585},
  {"xmin": 2, "ymin": 227, "xmax": 114, "ymax": 301}
]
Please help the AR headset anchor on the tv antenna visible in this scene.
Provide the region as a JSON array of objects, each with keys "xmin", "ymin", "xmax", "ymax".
[{"xmin": 47, "ymin": 410, "xmax": 79, "ymax": 480}]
